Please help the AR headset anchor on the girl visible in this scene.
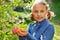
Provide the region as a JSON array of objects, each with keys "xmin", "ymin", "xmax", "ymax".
[{"xmin": 13, "ymin": 0, "xmax": 55, "ymax": 40}]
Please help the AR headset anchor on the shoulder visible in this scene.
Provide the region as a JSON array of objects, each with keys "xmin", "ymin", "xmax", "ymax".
[
  {"xmin": 43, "ymin": 23, "xmax": 55, "ymax": 35},
  {"xmin": 29, "ymin": 23, "xmax": 36, "ymax": 27},
  {"xmin": 29, "ymin": 23, "xmax": 34, "ymax": 27},
  {"xmin": 28, "ymin": 23, "xmax": 34, "ymax": 29},
  {"xmin": 47, "ymin": 23, "xmax": 55, "ymax": 32},
  {"xmin": 48, "ymin": 23, "xmax": 54, "ymax": 29}
]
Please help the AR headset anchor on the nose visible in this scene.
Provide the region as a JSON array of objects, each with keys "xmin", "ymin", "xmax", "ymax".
[{"xmin": 37, "ymin": 12, "xmax": 41, "ymax": 16}]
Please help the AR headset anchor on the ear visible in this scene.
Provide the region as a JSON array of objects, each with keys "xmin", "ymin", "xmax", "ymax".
[
  {"xmin": 46, "ymin": 10, "xmax": 48, "ymax": 14},
  {"xmin": 45, "ymin": 10, "xmax": 48, "ymax": 19}
]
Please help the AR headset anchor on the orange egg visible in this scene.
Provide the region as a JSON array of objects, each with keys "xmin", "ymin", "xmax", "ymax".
[{"xmin": 18, "ymin": 28, "xmax": 23, "ymax": 33}]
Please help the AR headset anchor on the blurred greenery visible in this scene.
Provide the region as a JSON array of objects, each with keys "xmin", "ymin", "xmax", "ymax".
[
  {"xmin": 51, "ymin": 0, "xmax": 60, "ymax": 40},
  {"xmin": 0, "ymin": 0, "xmax": 60, "ymax": 40}
]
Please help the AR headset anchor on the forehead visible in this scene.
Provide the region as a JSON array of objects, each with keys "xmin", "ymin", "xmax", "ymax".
[{"xmin": 33, "ymin": 4, "xmax": 47, "ymax": 10}]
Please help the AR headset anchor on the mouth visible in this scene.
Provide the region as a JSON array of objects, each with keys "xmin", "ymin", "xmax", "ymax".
[{"xmin": 37, "ymin": 17, "xmax": 43, "ymax": 19}]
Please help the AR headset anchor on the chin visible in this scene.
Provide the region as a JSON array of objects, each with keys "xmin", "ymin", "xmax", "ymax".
[{"xmin": 37, "ymin": 18, "xmax": 44, "ymax": 22}]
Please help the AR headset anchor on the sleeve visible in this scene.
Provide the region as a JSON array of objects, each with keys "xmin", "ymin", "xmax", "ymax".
[
  {"xmin": 18, "ymin": 24, "xmax": 32, "ymax": 40},
  {"xmin": 19, "ymin": 24, "xmax": 38, "ymax": 40},
  {"xmin": 26, "ymin": 24, "xmax": 38, "ymax": 40},
  {"xmin": 41, "ymin": 25, "xmax": 55, "ymax": 40},
  {"xmin": 18, "ymin": 24, "xmax": 34, "ymax": 40},
  {"xmin": 19, "ymin": 36, "xmax": 27, "ymax": 40}
]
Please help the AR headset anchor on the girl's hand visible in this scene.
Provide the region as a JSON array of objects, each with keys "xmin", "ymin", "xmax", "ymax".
[{"xmin": 17, "ymin": 29, "xmax": 28, "ymax": 37}]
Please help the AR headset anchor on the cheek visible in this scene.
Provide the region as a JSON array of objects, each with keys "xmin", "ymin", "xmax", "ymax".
[
  {"xmin": 41, "ymin": 13, "xmax": 46, "ymax": 17},
  {"xmin": 32, "ymin": 13, "xmax": 37, "ymax": 17}
]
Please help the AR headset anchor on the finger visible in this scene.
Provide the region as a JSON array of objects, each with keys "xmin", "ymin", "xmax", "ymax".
[
  {"xmin": 20, "ymin": 31, "xmax": 28, "ymax": 36},
  {"xmin": 21, "ymin": 30, "xmax": 27, "ymax": 32},
  {"xmin": 17, "ymin": 31, "xmax": 23, "ymax": 37}
]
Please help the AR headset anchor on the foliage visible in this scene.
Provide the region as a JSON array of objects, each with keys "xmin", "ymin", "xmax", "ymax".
[{"xmin": 0, "ymin": 0, "xmax": 34, "ymax": 40}]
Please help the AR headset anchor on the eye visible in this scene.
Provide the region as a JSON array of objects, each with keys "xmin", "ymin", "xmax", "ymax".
[
  {"xmin": 40, "ymin": 10, "xmax": 44, "ymax": 13},
  {"xmin": 34, "ymin": 10, "xmax": 38, "ymax": 13}
]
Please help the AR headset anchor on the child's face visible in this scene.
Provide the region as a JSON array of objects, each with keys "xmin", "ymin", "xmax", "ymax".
[{"xmin": 32, "ymin": 4, "xmax": 48, "ymax": 22}]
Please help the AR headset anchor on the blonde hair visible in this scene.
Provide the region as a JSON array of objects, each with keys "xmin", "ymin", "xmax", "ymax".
[{"xmin": 31, "ymin": 0, "xmax": 50, "ymax": 10}]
